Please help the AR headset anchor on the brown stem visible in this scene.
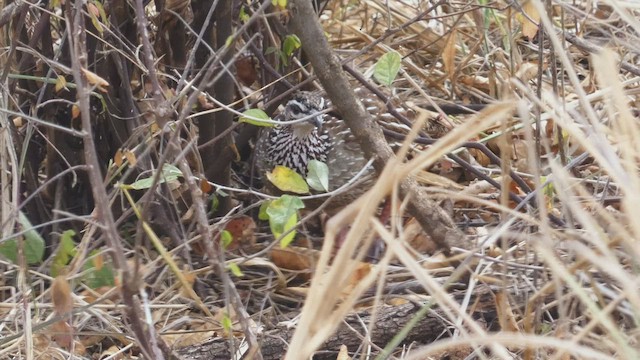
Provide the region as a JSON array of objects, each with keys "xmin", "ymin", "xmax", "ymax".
[{"xmin": 287, "ymin": 0, "xmax": 464, "ymax": 254}]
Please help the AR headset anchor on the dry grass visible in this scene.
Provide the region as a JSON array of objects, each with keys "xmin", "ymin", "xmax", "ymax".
[{"xmin": 1, "ymin": 0, "xmax": 640, "ymax": 359}]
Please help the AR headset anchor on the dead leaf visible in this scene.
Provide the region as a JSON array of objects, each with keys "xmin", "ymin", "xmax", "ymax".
[
  {"xmin": 337, "ymin": 344, "xmax": 352, "ymax": 360},
  {"xmin": 236, "ymin": 55, "xmax": 258, "ymax": 86},
  {"xmin": 271, "ymin": 246, "xmax": 315, "ymax": 272},
  {"xmin": 442, "ymin": 28, "xmax": 457, "ymax": 79},
  {"xmin": 71, "ymin": 104, "xmax": 80, "ymax": 119},
  {"xmin": 222, "ymin": 215, "xmax": 257, "ymax": 251},
  {"xmin": 124, "ymin": 150, "xmax": 137, "ymax": 167},
  {"xmin": 495, "ymin": 292, "xmax": 520, "ymax": 331},
  {"xmin": 51, "ymin": 320, "xmax": 74, "ymax": 348},
  {"xmin": 114, "ymin": 149, "xmax": 123, "ymax": 167},
  {"xmin": 55, "ymin": 75, "xmax": 67, "ymax": 93},
  {"xmin": 518, "ymin": 1, "xmax": 540, "ymax": 40},
  {"xmin": 81, "ymin": 67, "xmax": 109, "ymax": 92},
  {"xmin": 13, "ymin": 116, "xmax": 24, "ymax": 128},
  {"xmin": 200, "ymin": 178, "xmax": 213, "ymax": 193},
  {"xmin": 51, "ymin": 275, "xmax": 73, "ymax": 316}
]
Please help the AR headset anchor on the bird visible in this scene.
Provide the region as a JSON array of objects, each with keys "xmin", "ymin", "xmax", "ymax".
[
  {"xmin": 254, "ymin": 91, "xmax": 371, "ymax": 197},
  {"xmin": 253, "ymin": 89, "xmax": 451, "ymax": 208}
]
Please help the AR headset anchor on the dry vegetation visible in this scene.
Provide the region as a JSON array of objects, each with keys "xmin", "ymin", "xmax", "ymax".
[{"xmin": 1, "ymin": 0, "xmax": 640, "ymax": 359}]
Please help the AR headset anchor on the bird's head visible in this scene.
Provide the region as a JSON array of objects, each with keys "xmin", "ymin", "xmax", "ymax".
[{"xmin": 283, "ymin": 91, "xmax": 326, "ymax": 138}]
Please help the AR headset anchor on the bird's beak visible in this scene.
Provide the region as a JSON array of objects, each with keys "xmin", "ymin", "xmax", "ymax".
[{"xmin": 312, "ymin": 116, "xmax": 323, "ymax": 129}]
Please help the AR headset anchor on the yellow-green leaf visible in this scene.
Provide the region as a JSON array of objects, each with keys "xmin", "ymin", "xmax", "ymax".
[
  {"xmin": 55, "ymin": 76, "xmax": 67, "ymax": 93},
  {"xmin": 373, "ymin": 51, "xmax": 402, "ymax": 87},
  {"xmin": 221, "ymin": 313, "xmax": 232, "ymax": 333},
  {"xmin": 283, "ymin": 35, "xmax": 301, "ymax": 57},
  {"xmin": 272, "ymin": 0, "xmax": 287, "ymax": 9},
  {"xmin": 258, "ymin": 200, "xmax": 271, "ymax": 221},
  {"xmin": 51, "ymin": 230, "xmax": 77, "ymax": 277},
  {"xmin": 126, "ymin": 163, "xmax": 183, "ymax": 190},
  {"xmin": 306, "ymin": 160, "xmax": 329, "ymax": 192},
  {"xmin": 220, "ymin": 230, "xmax": 233, "ymax": 248},
  {"xmin": 266, "ymin": 195, "xmax": 304, "ymax": 247},
  {"xmin": 228, "ymin": 262, "xmax": 244, "ymax": 277},
  {"xmin": 278, "ymin": 212, "xmax": 297, "ymax": 248},
  {"xmin": 239, "ymin": 108, "xmax": 273, "ymax": 127},
  {"xmin": 267, "ymin": 166, "xmax": 309, "ymax": 194},
  {"xmin": 239, "ymin": 6, "xmax": 249, "ymax": 22}
]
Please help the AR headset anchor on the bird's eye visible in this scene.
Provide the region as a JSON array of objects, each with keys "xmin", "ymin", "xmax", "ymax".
[{"xmin": 290, "ymin": 105, "xmax": 303, "ymax": 115}]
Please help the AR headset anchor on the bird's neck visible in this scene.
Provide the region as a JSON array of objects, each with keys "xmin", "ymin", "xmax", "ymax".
[{"xmin": 290, "ymin": 123, "xmax": 318, "ymax": 139}]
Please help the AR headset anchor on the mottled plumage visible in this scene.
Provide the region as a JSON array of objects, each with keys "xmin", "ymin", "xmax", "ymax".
[
  {"xmin": 255, "ymin": 91, "xmax": 371, "ymax": 193},
  {"xmin": 254, "ymin": 90, "xmax": 450, "ymax": 208}
]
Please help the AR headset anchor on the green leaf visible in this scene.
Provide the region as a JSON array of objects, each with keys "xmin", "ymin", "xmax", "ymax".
[
  {"xmin": 239, "ymin": 108, "xmax": 273, "ymax": 127},
  {"xmin": 0, "ymin": 241, "xmax": 18, "ymax": 263},
  {"xmin": 279, "ymin": 212, "xmax": 298, "ymax": 248},
  {"xmin": 306, "ymin": 160, "xmax": 329, "ymax": 192},
  {"xmin": 95, "ymin": 0, "xmax": 109, "ymax": 24},
  {"xmin": 266, "ymin": 165, "xmax": 310, "ymax": 194},
  {"xmin": 162, "ymin": 163, "xmax": 183, "ymax": 179},
  {"xmin": 239, "ymin": 6, "xmax": 249, "ymax": 22},
  {"xmin": 225, "ymin": 35, "xmax": 234, "ymax": 48},
  {"xmin": 283, "ymin": 35, "xmax": 301, "ymax": 57},
  {"xmin": 51, "ymin": 230, "xmax": 77, "ymax": 277},
  {"xmin": 82, "ymin": 251, "xmax": 115, "ymax": 288},
  {"xmin": 0, "ymin": 211, "xmax": 45, "ymax": 264},
  {"xmin": 20, "ymin": 211, "xmax": 45, "ymax": 264},
  {"xmin": 265, "ymin": 47, "xmax": 278, "ymax": 55},
  {"xmin": 220, "ymin": 230, "xmax": 233, "ymax": 249},
  {"xmin": 210, "ymin": 193, "xmax": 219, "ymax": 213},
  {"xmin": 258, "ymin": 201, "xmax": 271, "ymax": 221},
  {"xmin": 272, "ymin": 0, "xmax": 287, "ymax": 9},
  {"xmin": 373, "ymin": 51, "xmax": 402, "ymax": 86},
  {"xmin": 89, "ymin": 11, "xmax": 103, "ymax": 35},
  {"xmin": 222, "ymin": 313, "xmax": 233, "ymax": 333},
  {"xmin": 127, "ymin": 163, "xmax": 183, "ymax": 190},
  {"xmin": 266, "ymin": 195, "xmax": 304, "ymax": 225},
  {"xmin": 266, "ymin": 195, "xmax": 304, "ymax": 247},
  {"xmin": 228, "ymin": 262, "xmax": 244, "ymax": 277},
  {"xmin": 541, "ymin": 176, "xmax": 555, "ymax": 197}
]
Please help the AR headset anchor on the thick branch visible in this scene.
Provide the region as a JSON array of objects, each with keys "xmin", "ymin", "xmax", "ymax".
[{"xmin": 287, "ymin": 0, "xmax": 464, "ymax": 254}]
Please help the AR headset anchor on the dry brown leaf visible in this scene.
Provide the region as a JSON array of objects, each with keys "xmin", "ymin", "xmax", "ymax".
[
  {"xmin": 270, "ymin": 247, "xmax": 315, "ymax": 272},
  {"xmin": 163, "ymin": 327, "xmax": 216, "ymax": 348},
  {"xmin": 222, "ymin": 215, "xmax": 257, "ymax": 251},
  {"xmin": 413, "ymin": 169, "xmax": 464, "ymax": 190},
  {"xmin": 235, "ymin": 55, "xmax": 258, "ymax": 86},
  {"xmin": 200, "ymin": 178, "xmax": 213, "ymax": 193},
  {"xmin": 13, "ymin": 116, "xmax": 24, "ymax": 127},
  {"xmin": 404, "ymin": 217, "xmax": 438, "ymax": 254},
  {"xmin": 113, "ymin": 149, "xmax": 123, "ymax": 167},
  {"xmin": 71, "ymin": 104, "xmax": 80, "ymax": 119},
  {"xmin": 337, "ymin": 344, "xmax": 352, "ymax": 360},
  {"xmin": 100, "ymin": 345, "xmax": 128, "ymax": 360},
  {"xmin": 87, "ymin": 2, "xmax": 99, "ymax": 16},
  {"xmin": 516, "ymin": 62, "xmax": 542, "ymax": 82},
  {"xmin": 93, "ymin": 252, "xmax": 105, "ymax": 270},
  {"xmin": 519, "ymin": 1, "xmax": 540, "ymax": 40},
  {"xmin": 469, "ymin": 147, "xmax": 491, "ymax": 167},
  {"xmin": 55, "ymin": 75, "xmax": 67, "ymax": 93},
  {"xmin": 51, "ymin": 275, "xmax": 73, "ymax": 316},
  {"xmin": 124, "ymin": 150, "xmax": 137, "ymax": 167},
  {"xmin": 179, "ymin": 268, "xmax": 197, "ymax": 298},
  {"xmin": 197, "ymin": 93, "xmax": 215, "ymax": 109},
  {"xmin": 495, "ymin": 291, "xmax": 520, "ymax": 332},
  {"xmin": 442, "ymin": 28, "xmax": 457, "ymax": 79},
  {"xmin": 51, "ymin": 320, "xmax": 74, "ymax": 349},
  {"xmin": 81, "ymin": 67, "xmax": 109, "ymax": 92}
]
